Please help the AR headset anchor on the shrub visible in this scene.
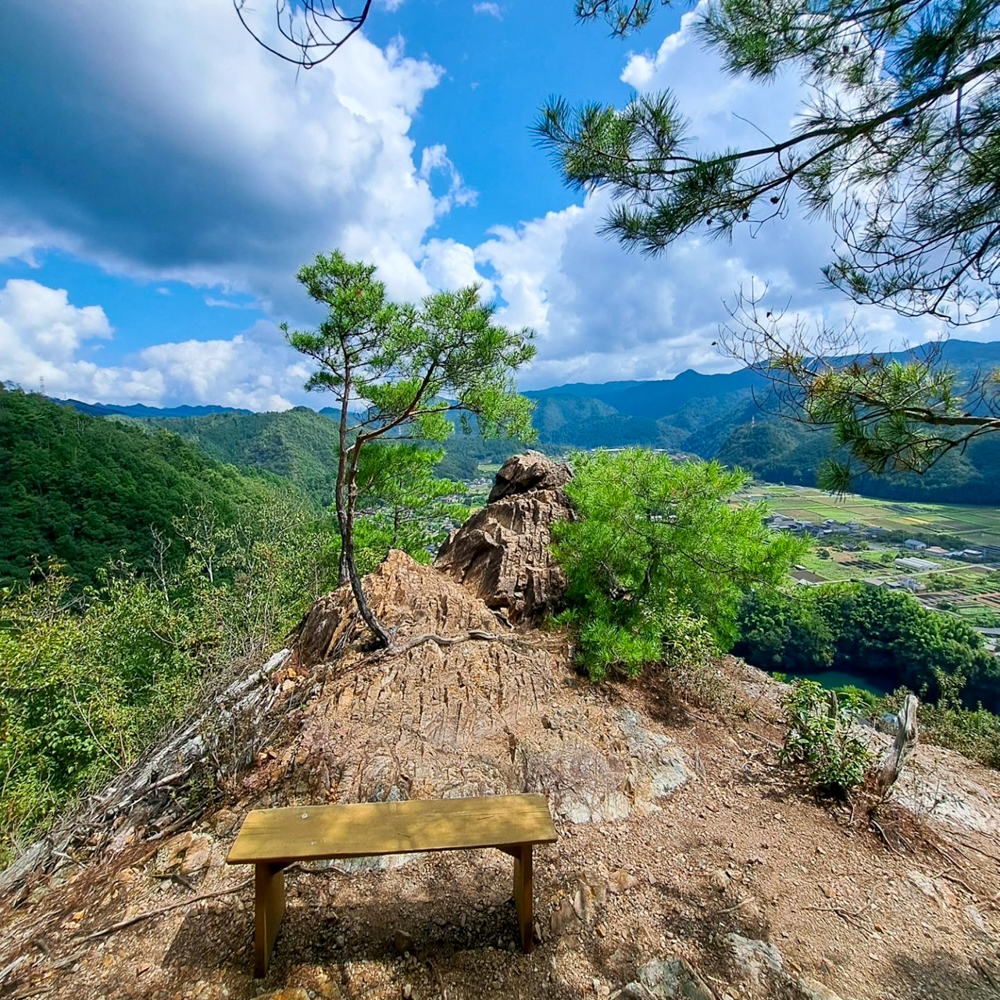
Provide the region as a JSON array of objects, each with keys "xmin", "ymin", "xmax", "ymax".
[
  {"xmin": 552, "ymin": 449, "xmax": 803, "ymax": 682},
  {"xmin": 779, "ymin": 679, "xmax": 873, "ymax": 796}
]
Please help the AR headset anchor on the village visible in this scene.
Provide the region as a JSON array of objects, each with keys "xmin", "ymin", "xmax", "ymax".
[{"xmin": 756, "ymin": 486, "xmax": 1000, "ymax": 653}]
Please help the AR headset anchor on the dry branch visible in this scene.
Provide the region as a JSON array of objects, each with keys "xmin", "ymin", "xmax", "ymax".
[
  {"xmin": 875, "ymin": 693, "xmax": 919, "ymax": 799},
  {"xmin": 0, "ymin": 649, "xmax": 291, "ymax": 901},
  {"xmin": 77, "ymin": 877, "xmax": 254, "ymax": 943}
]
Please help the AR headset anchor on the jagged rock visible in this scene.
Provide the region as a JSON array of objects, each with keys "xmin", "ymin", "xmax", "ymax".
[
  {"xmin": 435, "ymin": 452, "xmax": 573, "ymax": 623},
  {"xmin": 256, "ymin": 552, "xmax": 688, "ymax": 835},
  {"xmin": 721, "ymin": 937, "xmax": 846, "ymax": 1000},
  {"xmin": 724, "ymin": 934, "xmax": 784, "ymax": 985},
  {"xmin": 487, "ymin": 450, "xmax": 572, "ymax": 502},
  {"xmin": 616, "ymin": 958, "xmax": 716, "ymax": 1000}
]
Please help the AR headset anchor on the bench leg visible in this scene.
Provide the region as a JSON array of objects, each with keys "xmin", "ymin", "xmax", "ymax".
[
  {"xmin": 512, "ymin": 844, "xmax": 533, "ymax": 953},
  {"xmin": 254, "ymin": 862, "xmax": 286, "ymax": 977}
]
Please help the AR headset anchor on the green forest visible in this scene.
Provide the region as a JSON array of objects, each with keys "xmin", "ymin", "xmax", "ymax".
[
  {"xmin": 57, "ymin": 339, "xmax": 1000, "ymax": 506},
  {"xmin": 0, "ymin": 386, "xmax": 317, "ymax": 588}
]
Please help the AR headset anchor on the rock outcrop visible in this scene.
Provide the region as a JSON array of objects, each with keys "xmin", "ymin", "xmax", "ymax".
[
  {"xmin": 434, "ymin": 451, "xmax": 573, "ymax": 624},
  {"xmin": 270, "ymin": 550, "xmax": 688, "ymax": 823},
  {"xmin": 486, "ymin": 450, "xmax": 571, "ymax": 503}
]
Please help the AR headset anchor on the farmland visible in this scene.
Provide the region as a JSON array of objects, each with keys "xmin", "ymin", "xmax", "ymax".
[
  {"xmin": 747, "ymin": 484, "xmax": 1000, "ymax": 551},
  {"xmin": 740, "ymin": 484, "xmax": 1000, "ymax": 636}
]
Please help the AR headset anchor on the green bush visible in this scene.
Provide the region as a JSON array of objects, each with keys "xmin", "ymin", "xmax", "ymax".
[
  {"xmin": 0, "ymin": 494, "xmax": 336, "ymax": 867},
  {"xmin": 873, "ymin": 685, "xmax": 1000, "ymax": 770},
  {"xmin": 779, "ymin": 680, "xmax": 873, "ymax": 796},
  {"xmin": 552, "ymin": 449, "xmax": 803, "ymax": 682},
  {"xmin": 735, "ymin": 583, "xmax": 1000, "ymax": 712}
]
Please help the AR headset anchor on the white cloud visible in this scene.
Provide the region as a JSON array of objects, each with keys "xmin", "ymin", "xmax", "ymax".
[
  {"xmin": 139, "ymin": 327, "xmax": 298, "ymax": 410},
  {"xmin": 0, "ymin": 279, "xmax": 112, "ymax": 360},
  {"xmin": 467, "ymin": 4, "xmax": 997, "ymax": 388},
  {"xmin": 0, "ymin": 1, "xmax": 462, "ymax": 313},
  {"xmin": 0, "ymin": 278, "xmax": 165, "ymax": 401},
  {"xmin": 418, "ymin": 144, "xmax": 478, "ymax": 217},
  {"xmin": 204, "ymin": 297, "xmax": 255, "ymax": 310},
  {"xmin": 0, "ymin": 279, "xmax": 305, "ymax": 409},
  {"xmin": 421, "ymin": 239, "xmax": 496, "ymax": 301},
  {"xmin": 473, "ymin": 3, "xmax": 503, "ymax": 19}
]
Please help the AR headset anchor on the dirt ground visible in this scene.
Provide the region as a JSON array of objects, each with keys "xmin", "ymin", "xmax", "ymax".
[
  {"xmin": 3, "ymin": 669, "xmax": 1000, "ymax": 1000},
  {"xmin": 2, "ymin": 552, "xmax": 1000, "ymax": 1000}
]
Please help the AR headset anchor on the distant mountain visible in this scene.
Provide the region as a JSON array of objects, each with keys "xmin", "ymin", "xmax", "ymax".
[
  {"xmin": 522, "ymin": 339, "xmax": 1000, "ymax": 503},
  {"xmin": 527, "ymin": 340, "xmax": 1000, "ymax": 421},
  {"xmin": 52, "ymin": 398, "xmax": 249, "ymax": 419},
  {"xmin": 43, "ymin": 338, "xmax": 1000, "ymax": 503},
  {"xmin": 528, "ymin": 367, "xmax": 768, "ymax": 420},
  {"xmin": 148, "ymin": 407, "xmax": 341, "ymax": 505}
]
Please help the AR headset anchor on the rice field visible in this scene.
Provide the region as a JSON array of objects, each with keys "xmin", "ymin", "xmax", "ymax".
[{"xmin": 748, "ymin": 484, "xmax": 1000, "ymax": 550}]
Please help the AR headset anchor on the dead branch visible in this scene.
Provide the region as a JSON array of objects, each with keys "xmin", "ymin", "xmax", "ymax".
[
  {"xmin": 76, "ymin": 877, "xmax": 254, "ymax": 943},
  {"xmin": 428, "ymin": 957, "xmax": 449, "ymax": 1000},
  {"xmin": 874, "ymin": 693, "xmax": 919, "ymax": 799}
]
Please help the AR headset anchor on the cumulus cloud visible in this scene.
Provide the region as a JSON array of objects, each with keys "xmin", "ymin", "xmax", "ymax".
[
  {"xmin": 0, "ymin": 278, "xmax": 306, "ymax": 409},
  {"xmin": 473, "ymin": 3, "xmax": 503, "ymax": 19},
  {"xmin": 467, "ymin": 4, "xmax": 994, "ymax": 388},
  {"xmin": 421, "ymin": 239, "xmax": 496, "ymax": 302},
  {"xmin": 0, "ymin": 278, "xmax": 163, "ymax": 401},
  {"xmin": 0, "ymin": 1, "xmax": 455, "ymax": 313},
  {"xmin": 139, "ymin": 325, "xmax": 300, "ymax": 410},
  {"xmin": 418, "ymin": 144, "xmax": 478, "ymax": 216}
]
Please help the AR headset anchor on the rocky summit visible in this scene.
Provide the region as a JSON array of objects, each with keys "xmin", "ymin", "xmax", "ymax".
[{"xmin": 1, "ymin": 457, "xmax": 999, "ymax": 1000}]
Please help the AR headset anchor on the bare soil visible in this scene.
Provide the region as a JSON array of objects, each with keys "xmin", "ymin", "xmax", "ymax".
[{"xmin": 2, "ymin": 556, "xmax": 999, "ymax": 1000}]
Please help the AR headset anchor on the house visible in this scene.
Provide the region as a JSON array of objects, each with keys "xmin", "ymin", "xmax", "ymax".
[{"xmin": 904, "ymin": 539, "xmax": 927, "ymax": 550}]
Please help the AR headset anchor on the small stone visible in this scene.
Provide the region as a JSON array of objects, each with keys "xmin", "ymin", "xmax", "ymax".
[
  {"xmin": 608, "ymin": 869, "xmax": 637, "ymax": 894},
  {"xmin": 402, "ymin": 985, "xmax": 412, "ymax": 1000},
  {"xmin": 393, "ymin": 930, "xmax": 414, "ymax": 954}
]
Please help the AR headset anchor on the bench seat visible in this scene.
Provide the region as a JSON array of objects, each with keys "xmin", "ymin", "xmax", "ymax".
[{"xmin": 226, "ymin": 794, "xmax": 557, "ymax": 976}]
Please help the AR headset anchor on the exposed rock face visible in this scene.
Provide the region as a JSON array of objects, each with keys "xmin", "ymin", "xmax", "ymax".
[
  {"xmin": 271, "ymin": 551, "xmax": 688, "ymax": 826},
  {"xmin": 434, "ymin": 451, "xmax": 573, "ymax": 624},
  {"xmin": 617, "ymin": 958, "xmax": 715, "ymax": 1000},
  {"xmin": 486, "ymin": 450, "xmax": 572, "ymax": 503}
]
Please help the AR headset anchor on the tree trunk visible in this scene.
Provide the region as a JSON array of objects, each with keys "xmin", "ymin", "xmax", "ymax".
[
  {"xmin": 341, "ymin": 438, "xmax": 390, "ymax": 647},
  {"xmin": 875, "ymin": 693, "xmax": 919, "ymax": 799},
  {"xmin": 331, "ymin": 380, "xmax": 389, "ymax": 647}
]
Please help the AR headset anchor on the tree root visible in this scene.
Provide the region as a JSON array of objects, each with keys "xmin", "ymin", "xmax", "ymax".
[
  {"xmin": 376, "ymin": 629, "xmax": 527, "ymax": 659},
  {"xmin": 76, "ymin": 877, "xmax": 253, "ymax": 943}
]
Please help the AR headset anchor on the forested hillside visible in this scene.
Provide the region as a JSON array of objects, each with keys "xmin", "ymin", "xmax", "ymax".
[
  {"xmin": 48, "ymin": 338, "xmax": 1000, "ymax": 502},
  {"xmin": 150, "ymin": 407, "xmax": 343, "ymax": 506},
  {"xmin": 0, "ymin": 387, "xmax": 310, "ymax": 587},
  {"xmin": 525, "ymin": 340, "xmax": 1000, "ymax": 503}
]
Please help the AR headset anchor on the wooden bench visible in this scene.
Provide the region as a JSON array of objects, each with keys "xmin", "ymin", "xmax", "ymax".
[{"xmin": 226, "ymin": 793, "xmax": 557, "ymax": 976}]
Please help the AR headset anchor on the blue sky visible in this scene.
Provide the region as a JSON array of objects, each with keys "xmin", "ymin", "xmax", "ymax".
[{"xmin": 1, "ymin": 0, "xmax": 996, "ymax": 409}]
